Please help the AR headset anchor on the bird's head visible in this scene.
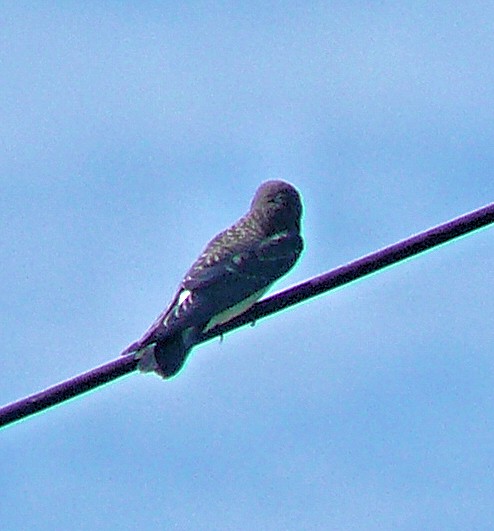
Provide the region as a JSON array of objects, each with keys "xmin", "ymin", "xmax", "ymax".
[{"xmin": 250, "ymin": 180, "xmax": 303, "ymax": 234}]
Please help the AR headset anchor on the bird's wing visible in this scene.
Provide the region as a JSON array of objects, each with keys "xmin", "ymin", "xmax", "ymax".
[
  {"xmin": 184, "ymin": 230, "xmax": 303, "ymax": 290},
  {"xmin": 121, "ymin": 231, "xmax": 303, "ymax": 355}
]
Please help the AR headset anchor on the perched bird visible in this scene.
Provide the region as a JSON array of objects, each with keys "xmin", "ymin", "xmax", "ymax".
[{"xmin": 121, "ymin": 180, "xmax": 304, "ymax": 378}]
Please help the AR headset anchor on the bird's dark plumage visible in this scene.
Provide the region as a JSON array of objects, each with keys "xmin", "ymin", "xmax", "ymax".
[{"xmin": 121, "ymin": 180, "xmax": 304, "ymax": 378}]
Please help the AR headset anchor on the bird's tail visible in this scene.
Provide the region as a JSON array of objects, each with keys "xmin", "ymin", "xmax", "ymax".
[{"xmin": 133, "ymin": 333, "xmax": 191, "ymax": 379}]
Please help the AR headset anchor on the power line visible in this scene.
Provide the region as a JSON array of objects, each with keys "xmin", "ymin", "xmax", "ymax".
[{"xmin": 1, "ymin": 202, "xmax": 493, "ymax": 429}]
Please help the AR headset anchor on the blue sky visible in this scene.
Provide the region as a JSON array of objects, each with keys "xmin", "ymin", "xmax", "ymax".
[{"xmin": 2, "ymin": 3, "xmax": 494, "ymax": 529}]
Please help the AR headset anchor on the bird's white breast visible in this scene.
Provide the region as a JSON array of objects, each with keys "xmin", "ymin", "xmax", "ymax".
[{"xmin": 203, "ymin": 287, "xmax": 268, "ymax": 332}]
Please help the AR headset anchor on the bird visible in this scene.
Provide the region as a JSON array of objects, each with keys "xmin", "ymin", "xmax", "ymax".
[{"xmin": 121, "ymin": 180, "xmax": 304, "ymax": 378}]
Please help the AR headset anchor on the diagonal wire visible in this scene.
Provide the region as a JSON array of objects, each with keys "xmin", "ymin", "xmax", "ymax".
[{"xmin": 1, "ymin": 202, "xmax": 494, "ymax": 429}]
